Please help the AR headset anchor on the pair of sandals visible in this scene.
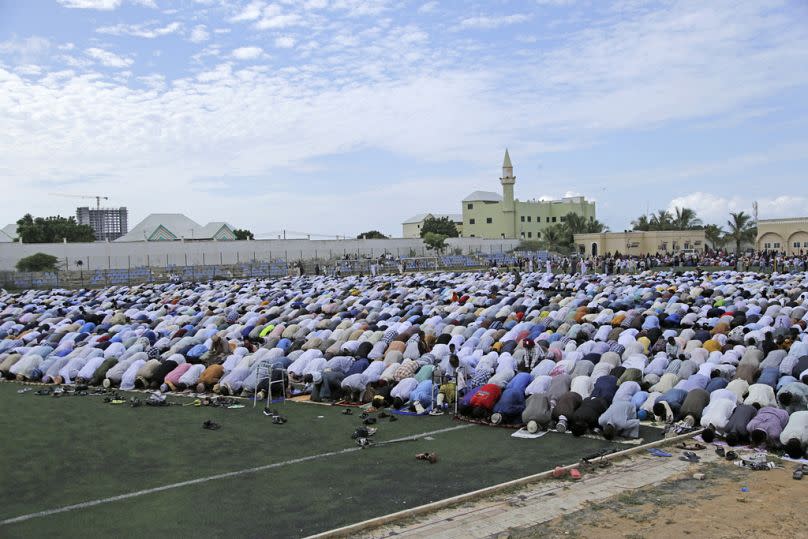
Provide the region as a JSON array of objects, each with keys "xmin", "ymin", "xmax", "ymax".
[
  {"xmin": 271, "ymin": 415, "xmax": 288, "ymax": 424},
  {"xmin": 202, "ymin": 419, "xmax": 221, "ymax": 430},
  {"xmin": 679, "ymin": 451, "xmax": 701, "ymax": 463},
  {"xmin": 714, "ymin": 447, "xmax": 738, "ymax": 460},
  {"xmin": 552, "ymin": 466, "xmax": 581, "ymax": 479},
  {"xmin": 676, "ymin": 442, "xmax": 706, "ymax": 451},
  {"xmin": 579, "ymin": 458, "xmax": 612, "ymax": 472},
  {"xmin": 416, "ymin": 452, "xmax": 438, "ymax": 464},
  {"xmin": 793, "ymin": 464, "xmax": 807, "ymax": 480}
]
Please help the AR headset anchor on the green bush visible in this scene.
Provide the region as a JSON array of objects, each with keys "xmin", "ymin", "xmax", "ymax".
[{"xmin": 16, "ymin": 253, "xmax": 59, "ymax": 272}]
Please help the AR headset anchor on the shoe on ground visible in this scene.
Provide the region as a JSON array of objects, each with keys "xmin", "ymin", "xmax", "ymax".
[
  {"xmin": 490, "ymin": 413, "xmax": 502, "ymax": 425},
  {"xmin": 527, "ymin": 420, "xmax": 538, "ymax": 434},
  {"xmin": 556, "ymin": 420, "xmax": 567, "ymax": 433}
]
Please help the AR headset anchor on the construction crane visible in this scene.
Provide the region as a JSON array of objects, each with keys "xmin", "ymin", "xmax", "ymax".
[{"xmin": 49, "ymin": 193, "xmax": 110, "ymax": 210}]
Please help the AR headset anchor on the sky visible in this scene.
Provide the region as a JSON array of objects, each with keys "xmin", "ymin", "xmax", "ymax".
[{"xmin": 1, "ymin": 0, "xmax": 807, "ymax": 239}]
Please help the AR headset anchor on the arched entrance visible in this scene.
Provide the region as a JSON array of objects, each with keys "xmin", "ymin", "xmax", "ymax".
[{"xmin": 591, "ymin": 242, "xmax": 598, "ymax": 257}]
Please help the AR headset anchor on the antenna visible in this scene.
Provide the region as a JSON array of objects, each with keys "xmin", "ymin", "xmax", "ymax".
[{"xmin": 752, "ymin": 201, "xmax": 758, "ymax": 224}]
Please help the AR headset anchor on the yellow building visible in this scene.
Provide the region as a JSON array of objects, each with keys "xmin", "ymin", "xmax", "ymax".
[
  {"xmin": 401, "ymin": 213, "xmax": 463, "ymax": 239},
  {"xmin": 461, "ymin": 150, "xmax": 596, "ymax": 239},
  {"xmin": 756, "ymin": 217, "xmax": 808, "ymax": 254},
  {"xmin": 574, "ymin": 230, "xmax": 706, "ymax": 257}
]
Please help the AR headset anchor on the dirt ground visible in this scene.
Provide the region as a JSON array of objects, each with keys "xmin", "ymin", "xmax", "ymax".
[{"xmin": 518, "ymin": 459, "xmax": 806, "ymax": 539}]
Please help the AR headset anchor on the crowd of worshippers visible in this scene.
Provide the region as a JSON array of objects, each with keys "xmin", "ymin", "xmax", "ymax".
[{"xmin": 2, "ymin": 267, "xmax": 808, "ymax": 458}]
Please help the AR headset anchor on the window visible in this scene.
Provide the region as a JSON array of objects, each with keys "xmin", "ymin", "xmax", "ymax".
[
  {"xmin": 794, "ymin": 242, "xmax": 801, "ymax": 248},
  {"xmin": 546, "ymin": 217, "xmax": 550, "ymax": 223},
  {"xmin": 470, "ymin": 234, "xmax": 475, "ymax": 237},
  {"xmin": 467, "ymin": 203, "xmax": 473, "ymax": 210},
  {"xmin": 560, "ymin": 216, "xmax": 566, "ymax": 222},
  {"xmin": 469, "ymin": 218, "xmax": 475, "ymax": 225},
  {"xmin": 552, "ymin": 217, "xmax": 557, "ymax": 223},
  {"xmin": 764, "ymin": 243, "xmax": 771, "ymax": 249},
  {"xmin": 486, "ymin": 217, "xmax": 492, "ymax": 224},
  {"xmin": 536, "ymin": 232, "xmax": 541, "ymax": 239},
  {"xmin": 521, "ymin": 232, "xmax": 525, "ymax": 238},
  {"xmin": 520, "ymin": 216, "xmax": 525, "ymax": 222},
  {"xmin": 527, "ymin": 216, "xmax": 532, "ymax": 222},
  {"xmin": 774, "ymin": 242, "xmax": 781, "ymax": 248},
  {"xmin": 528, "ymin": 232, "xmax": 532, "ymax": 238}
]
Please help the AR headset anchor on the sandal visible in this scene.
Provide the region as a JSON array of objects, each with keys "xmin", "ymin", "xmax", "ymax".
[
  {"xmin": 715, "ymin": 447, "xmax": 725, "ymax": 457},
  {"xmin": 725, "ymin": 450, "xmax": 737, "ymax": 461},
  {"xmin": 552, "ymin": 466, "xmax": 567, "ymax": 478},
  {"xmin": 202, "ymin": 420, "xmax": 221, "ymax": 430},
  {"xmin": 794, "ymin": 467, "xmax": 804, "ymax": 480},
  {"xmin": 679, "ymin": 451, "xmax": 700, "ymax": 463},
  {"xmin": 579, "ymin": 459, "xmax": 595, "ymax": 473},
  {"xmin": 569, "ymin": 468, "xmax": 582, "ymax": 480},
  {"xmin": 342, "ymin": 408, "xmax": 353, "ymax": 415}
]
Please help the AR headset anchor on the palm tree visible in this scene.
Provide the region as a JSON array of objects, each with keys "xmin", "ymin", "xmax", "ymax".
[
  {"xmin": 585, "ymin": 218, "xmax": 607, "ymax": 234},
  {"xmin": 673, "ymin": 207, "xmax": 702, "ymax": 230},
  {"xmin": 631, "ymin": 214, "xmax": 650, "ymax": 231},
  {"xmin": 541, "ymin": 225, "xmax": 565, "ymax": 253},
  {"xmin": 650, "ymin": 210, "xmax": 673, "ymax": 231},
  {"xmin": 726, "ymin": 211, "xmax": 756, "ymax": 264},
  {"xmin": 704, "ymin": 224, "xmax": 725, "ymax": 251}
]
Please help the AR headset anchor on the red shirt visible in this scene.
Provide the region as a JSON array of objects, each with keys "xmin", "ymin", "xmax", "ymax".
[{"xmin": 469, "ymin": 383, "xmax": 502, "ymax": 410}]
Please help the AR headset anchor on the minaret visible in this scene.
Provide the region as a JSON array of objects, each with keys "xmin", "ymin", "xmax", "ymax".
[{"xmin": 500, "ymin": 149, "xmax": 516, "ymax": 237}]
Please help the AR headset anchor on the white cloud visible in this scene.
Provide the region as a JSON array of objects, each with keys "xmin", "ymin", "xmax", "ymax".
[
  {"xmin": 667, "ymin": 193, "xmax": 808, "ymax": 225},
  {"xmin": 57, "ymin": 0, "xmax": 122, "ymax": 9},
  {"xmin": 189, "ymin": 25, "xmax": 210, "ymax": 43},
  {"xmin": 418, "ymin": 1, "xmax": 437, "ymax": 14},
  {"xmin": 274, "ymin": 36, "xmax": 296, "ymax": 48},
  {"xmin": 2, "ymin": 1, "xmax": 807, "ymax": 236},
  {"xmin": 0, "ymin": 36, "xmax": 50, "ymax": 63},
  {"xmin": 230, "ymin": 0, "xmax": 265, "ymax": 22},
  {"xmin": 231, "ymin": 46, "xmax": 264, "ymax": 60},
  {"xmin": 458, "ymin": 13, "xmax": 532, "ymax": 30},
  {"xmin": 255, "ymin": 13, "xmax": 303, "ymax": 30},
  {"xmin": 85, "ymin": 47, "xmax": 134, "ymax": 68},
  {"xmin": 97, "ymin": 21, "xmax": 181, "ymax": 38}
]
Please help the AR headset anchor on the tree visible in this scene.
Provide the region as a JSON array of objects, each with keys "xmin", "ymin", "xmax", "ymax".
[
  {"xmin": 541, "ymin": 225, "xmax": 566, "ymax": 252},
  {"xmin": 422, "ymin": 232, "xmax": 448, "ymax": 254},
  {"xmin": 649, "ymin": 210, "xmax": 673, "ymax": 231},
  {"xmin": 16, "ymin": 253, "xmax": 59, "ymax": 272},
  {"xmin": 631, "ymin": 215, "xmax": 651, "ymax": 231},
  {"xmin": 726, "ymin": 211, "xmax": 756, "ymax": 258},
  {"xmin": 672, "ymin": 207, "xmax": 702, "ymax": 230},
  {"xmin": 16, "ymin": 214, "xmax": 95, "ymax": 243},
  {"xmin": 704, "ymin": 224, "xmax": 726, "ymax": 250},
  {"xmin": 356, "ymin": 230, "xmax": 388, "ymax": 239},
  {"xmin": 420, "ymin": 216, "xmax": 459, "ymax": 238},
  {"xmin": 233, "ymin": 228, "xmax": 254, "ymax": 240}
]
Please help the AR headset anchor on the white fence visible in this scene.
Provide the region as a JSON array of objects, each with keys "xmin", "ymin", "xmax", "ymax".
[{"xmin": 0, "ymin": 237, "xmax": 520, "ymax": 271}]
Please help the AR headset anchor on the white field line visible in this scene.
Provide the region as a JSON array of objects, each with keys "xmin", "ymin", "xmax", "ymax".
[{"xmin": 1, "ymin": 424, "xmax": 472, "ymax": 526}]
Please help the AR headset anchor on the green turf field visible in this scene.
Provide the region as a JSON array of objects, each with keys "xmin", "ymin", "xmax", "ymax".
[{"xmin": 0, "ymin": 382, "xmax": 662, "ymax": 538}]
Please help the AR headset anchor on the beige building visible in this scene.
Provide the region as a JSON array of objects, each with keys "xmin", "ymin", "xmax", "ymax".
[
  {"xmin": 401, "ymin": 213, "xmax": 463, "ymax": 239},
  {"xmin": 574, "ymin": 230, "xmax": 706, "ymax": 257},
  {"xmin": 461, "ymin": 150, "xmax": 596, "ymax": 239},
  {"xmin": 756, "ymin": 217, "xmax": 808, "ymax": 254}
]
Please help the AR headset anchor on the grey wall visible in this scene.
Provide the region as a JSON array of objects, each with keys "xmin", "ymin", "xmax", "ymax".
[{"xmin": 0, "ymin": 238, "xmax": 520, "ymax": 271}]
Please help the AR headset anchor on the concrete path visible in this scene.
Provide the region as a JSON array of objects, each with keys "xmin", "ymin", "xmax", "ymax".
[{"xmin": 360, "ymin": 449, "xmax": 715, "ymax": 539}]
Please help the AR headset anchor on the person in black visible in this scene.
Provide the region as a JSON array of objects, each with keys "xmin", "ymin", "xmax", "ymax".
[
  {"xmin": 552, "ymin": 391, "xmax": 582, "ymax": 433},
  {"xmin": 570, "ymin": 396, "xmax": 609, "ymax": 436},
  {"xmin": 725, "ymin": 404, "xmax": 758, "ymax": 446}
]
